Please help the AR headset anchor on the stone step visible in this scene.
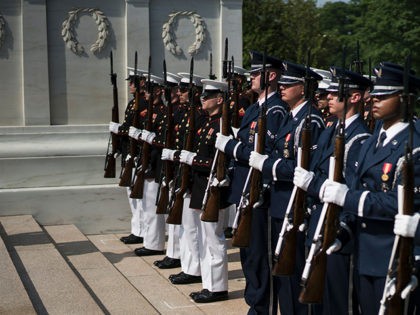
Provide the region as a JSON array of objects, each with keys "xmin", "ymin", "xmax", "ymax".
[
  {"xmin": 45, "ymin": 224, "xmax": 159, "ymax": 315},
  {"xmin": 0, "ymin": 215, "xmax": 103, "ymax": 314},
  {"xmin": 0, "ymin": 224, "xmax": 36, "ymax": 315},
  {"xmin": 90, "ymin": 234, "xmax": 248, "ymax": 315}
]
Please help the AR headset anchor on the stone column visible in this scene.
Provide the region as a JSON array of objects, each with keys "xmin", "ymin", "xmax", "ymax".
[
  {"xmin": 220, "ymin": 0, "xmax": 243, "ymax": 70},
  {"xmin": 22, "ymin": 0, "xmax": 50, "ymax": 125},
  {"xmin": 126, "ymin": 0, "xmax": 150, "ymax": 71}
]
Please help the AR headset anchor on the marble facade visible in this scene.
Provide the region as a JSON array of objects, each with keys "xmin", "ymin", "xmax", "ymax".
[{"xmin": 0, "ymin": 0, "xmax": 243, "ymax": 234}]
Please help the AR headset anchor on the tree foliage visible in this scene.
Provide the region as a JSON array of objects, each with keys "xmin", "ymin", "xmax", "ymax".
[{"xmin": 243, "ymin": 0, "xmax": 420, "ymax": 74}]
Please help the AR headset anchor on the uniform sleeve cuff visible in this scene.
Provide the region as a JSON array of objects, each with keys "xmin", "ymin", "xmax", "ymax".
[{"xmin": 357, "ymin": 191, "xmax": 370, "ymax": 217}]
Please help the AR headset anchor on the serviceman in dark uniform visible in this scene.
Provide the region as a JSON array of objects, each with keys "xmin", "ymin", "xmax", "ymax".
[
  {"xmin": 153, "ymin": 72, "xmax": 183, "ymax": 269},
  {"xmin": 128, "ymin": 74, "xmax": 167, "ymax": 256},
  {"xmin": 160, "ymin": 72, "xmax": 207, "ymax": 285},
  {"xmin": 109, "ymin": 68, "xmax": 148, "ymax": 245},
  {"xmin": 293, "ymin": 67, "xmax": 372, "ymax": 314},
  {"xmin": 176, "ymin": 79, "xmax": 231, "ymax": 303},
  {"xmin": 321, "ymin": 62, "xmax": 420, "ymax": 315},
  {"xmin": 215, "ymin": 51, "xmax": 287, "ymax": 315},
  {"xmin": 249, "ymin": 61, "xmax": 324, "ymax": 315}
]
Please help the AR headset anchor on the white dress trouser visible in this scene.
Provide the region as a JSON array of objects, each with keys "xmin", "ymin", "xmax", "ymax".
[
  {"xmin": 179, "ymin": 195, "xmax": 201, "ymax": 276},
  {"xmin": 126, "ymin": 187, "xmax": 144, "ymax": 237},
  {"xmin": 200, "ymin": 207, "xmax": 228, "ymax": 292},
  {"xmin": 223, "ymin": 203, "xmax": 236, "ymax": 228},
  {"xmin": 142, "ymin": 179, "xmax": 165, "ymax": 250},
  {"xmin": 166, "ymin": 224, "xmax": 180, "ymax": 259}
]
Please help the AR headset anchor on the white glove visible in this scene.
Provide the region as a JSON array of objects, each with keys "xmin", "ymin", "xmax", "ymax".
[
  {"xmin": 326, "ymin": 239, "xmax": 342, "ymax": 255},
  {"xmin": 231, "ymin": 127, "xmax": 239, "ymax": 138},
  {"xmin": 249, "ymin": 151, "xmax": 268, "ymax": 172},
  {"xmin": 179, "ymin": 150, "xmax": 197, "ymax": 165},
  {"xmin": 401, "ymin": 275, "xmax": 418, "ymax": 299},
  {"xmin": 109, "ymin": 121, "xmax": 121, "ymax": 134},
  {"xmin": 293, "ymin": 166, "xmax": 314, "ymax": 191},
  {"xmin": 128, "ymin": 126, "xmax": 142, "ymax": 140},
  {"xmin": 215, "ymin": 133, "xmax": 233, "ymax": 153},
  {"xmin": 321, "ymin": 179, "xmax": 349, "ymax": 207},
  {"xmin": 125, "ymin": 154, "xmax": 132, "ymax": 162},
  {"xmin": 140, "ymin": 129, "xmax": 156, "ymax": 144},
  {"xmin": 394, "ymin": 213, "xmax": 420, "ymax": 238},
  {"xmin": 161, "ymin": 148, "xmax": 176, "ymax": 161}
]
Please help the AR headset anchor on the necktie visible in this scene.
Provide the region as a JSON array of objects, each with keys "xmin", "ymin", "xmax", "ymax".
[{"xmin": 375, "ymin": 132, "xmax": 387, "ymax": 153}]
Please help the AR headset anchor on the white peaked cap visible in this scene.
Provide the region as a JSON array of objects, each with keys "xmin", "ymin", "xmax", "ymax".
[
  {"xmin": 127, "ymin": 67, "xmax": 148, "ymax": 77},
  {"xmin": 178, "ymin": 72, "xmax": 206, "ymax": 87},
  {"xmin": 312, "ymin": 67, "xmax": 332, "ymax": 90},
  {"xmin": 149, "ymin": 74, "xmax": 164, "ymax": 86},
  {"xmin": 166, "ymin": 72, "xmax": 182, "ymax": 84},
  {"xmin": 201, "ymin": 79, "xmax": 228, "ymax": 92},
  {"xmin": 234, "ymin": 66, "xmax": 248, "ymax": 76}
]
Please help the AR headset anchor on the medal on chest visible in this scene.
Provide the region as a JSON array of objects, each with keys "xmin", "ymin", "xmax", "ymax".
[
  {"xmin": 381, "ymin": 162, "xmax": 392, "ymax": 191},
  {"xmin": 249, "ymin": 121, "xmax": 257, "ymax": 144},
  {"xmin": 283, "ymin": 133, "xmax": 291, "ymax": 158}
]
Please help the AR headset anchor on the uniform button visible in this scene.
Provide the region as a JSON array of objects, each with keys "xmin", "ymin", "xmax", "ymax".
[
  {"xmin": 361, "ymin": 223, "xmax": 367, "ymax": 228},
  {"xmin": 362, "ymin": 183, "xmax": 367, "ymax": 188}
]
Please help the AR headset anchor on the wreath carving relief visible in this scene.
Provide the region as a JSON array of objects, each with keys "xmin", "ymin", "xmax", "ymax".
[
  {"xmin": 162, "ymin": 11, "xmax": 205, "ymax": 56},
  {"xmin": 61, "ymin": 8, "xmax": 109, "ymax": 55}
]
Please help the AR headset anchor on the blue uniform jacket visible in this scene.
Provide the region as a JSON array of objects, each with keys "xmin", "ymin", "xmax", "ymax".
[
  {"xmin": 261, "ymin": 101, "xmax": 325, "ymax": 219},
  {"xmin": 305, "ymin": 116, "xmax": 371, "ymax": 246},
  {"xmin": 343, "ymin": 126, "xmax": 410, "ymax": 276},
  {"xmin": 225, "ymin": 92, "xmax": 287, "ymax": 205}
]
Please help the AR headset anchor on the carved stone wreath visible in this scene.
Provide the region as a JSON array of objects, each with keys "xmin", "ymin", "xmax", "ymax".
[
  {"xmin": 0, "ymin": 14, "xmax": 6, "ymax": 49},
  {"xmin": 162, "ymin": 11, "xmax": 205, "ymax": 56},
  {"xmin": 61, "ymin": 8, "xmax": 109, "ymax": 55}
]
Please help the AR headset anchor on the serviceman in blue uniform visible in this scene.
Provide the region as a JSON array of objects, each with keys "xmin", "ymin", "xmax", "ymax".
[
  {"xmin": 249, "ymin": 61, "xmax": 324, "ymax": 315},
  {"xmin": 321, "ymin": 62, "xmax": 420, "ymax": 315},
  {"xmin": 215, "ymin": 51, "xmax": 287, "ymax": 315},
  {"xmin": 293, "ymin": 67, "xmax": 372, "ymax": 314}
]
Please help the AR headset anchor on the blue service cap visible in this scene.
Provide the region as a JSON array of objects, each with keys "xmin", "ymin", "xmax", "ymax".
[
  {"xmin": 371, "ymin": 63, "xmax": 420, "ymax": 96},
  {"xmin": 326, "ymin": 67, "xmax": 372, "ymax": 92},
  {"xmin": 278, "ymin": 61, "xmax": 322, "ymax": 85},
  {"xmin": 249, "ymin": 50, "xmax": 283, "ymax": 73}
]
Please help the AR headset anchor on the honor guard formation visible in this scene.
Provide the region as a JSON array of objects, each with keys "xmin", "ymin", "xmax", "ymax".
[{"xmin": 104, "ymin": 44, "xmax": 420, "ymax": 314}]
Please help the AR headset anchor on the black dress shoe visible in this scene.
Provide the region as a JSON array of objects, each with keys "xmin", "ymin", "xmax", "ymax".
[
  {"xmin": 192, "ymin": 289, "xmax": 228, "ymax": 303},
  {"xmin": 189, "ymin": 291, "xmax": 201, "ymax": 299},
  {"xmin": 134, "ymin": 247, "xmax": 165, "ymax": 256},
  {"xmin": 169, "ymin": 272, "xmax": 202, "ymax": 284},
  {"xmin": 153, "ymin": 256, "xmax": 168, "ymax": 267},
  {"xmin": 156, "ymin": 257, "xmax": 181, "ymax": 269},
  {"xmin": 120, "ymin": 234, "xmax": 143, "ymax": 244}
]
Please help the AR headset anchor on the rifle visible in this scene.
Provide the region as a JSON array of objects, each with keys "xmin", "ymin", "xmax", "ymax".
[
  {"xmin": 201, "ymin": 87, "xmax": 230, "ymax": 222},
  {"xmin": 156, "ymin": 60, "xmax": 175, "ymax": 214},
  {"xmin": 209, "ymin": 52, "xmax": 217, "ymax": 80},
  {"xmin": 231, "ymin": 50, "xmax": 268, "ymax": 248},
  {"xmin": 130, "ymin": 56, "xmax": 153, "ymax": 199},
  {"xmin": 166, "ymin": 57, "xmax": 196, "ymax": 225},
  {"xmin": 119, "ymin": 51, "xmax": 141, "ymax": 187},
  {"xmin": 365, "ymin": 57, "xmax": 376, "ymax": 132},
  {"xmin": 272, "ymin": 50, "xmax": 315, "ymax": 276},
  {"xmin": 379, "ymin": 55, "xmax": 415, "ymax": 315},
  {"xmin": 104, "ymin": 50, "xmax": 120, "ymax": 178},
  {"xmin": 230, "ymin": 56, "xmax": 241, "ymax": 129}
]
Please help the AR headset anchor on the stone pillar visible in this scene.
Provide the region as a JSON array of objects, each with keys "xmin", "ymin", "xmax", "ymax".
[
  {"xmin": 126, "ymin": 0, "xmax": 150, "ymax": 72},
  {"xmin": 220, "ymin": 0, "xmax": 243, "ymax": 71},
  {"xmin": 22, "ymin": 0, "xmax": 50, "ymax": 125}
]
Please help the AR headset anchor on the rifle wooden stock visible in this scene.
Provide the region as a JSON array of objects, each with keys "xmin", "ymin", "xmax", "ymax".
[
  {"xmin": 201, "ymin": 95, "xmax": 230, "ymax": 222},
  {"xmin": 156, "ymin": 80, "xmax": 175, "ymax": 214},
  {"xmin": 299, "ymin": 128, "xmax": 345, "ymax": 302},
  {"xmin": 119, "ymin": 52, "xmax": 141, "ymax": 187},
  {"xmin": 104, "ymin": 51, "xmax": 120, "ymax": 178},
  {"xmin": 232, "ymin": 106, "xmax": 266, "ymax": 248},
  {"xmin": 130, "ymin": 57, "xmax": 153, "ymax": 199},
  {"xmin": 272, "ymin": 124, "xmax": 311, "ymax": 276}
]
